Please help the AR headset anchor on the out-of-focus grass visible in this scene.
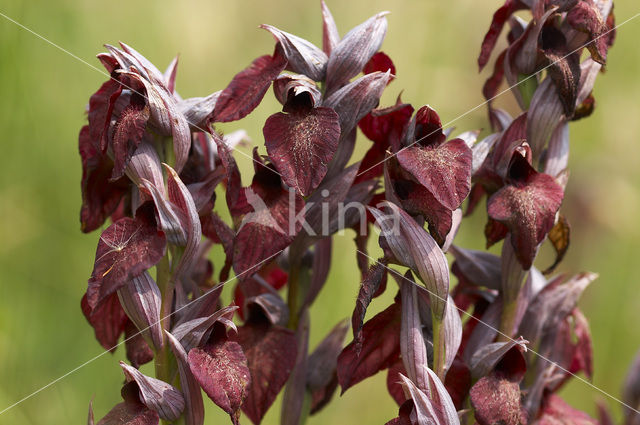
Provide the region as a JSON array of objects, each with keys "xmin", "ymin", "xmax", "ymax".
[{"xmin": 0, "ymin": 0, "xmax": 639, "ymax": 423}]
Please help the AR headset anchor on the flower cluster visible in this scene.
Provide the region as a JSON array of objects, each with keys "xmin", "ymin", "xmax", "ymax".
[{"xmin": 78, "ymin": 1, "xmax": 640, "ymax": 425}]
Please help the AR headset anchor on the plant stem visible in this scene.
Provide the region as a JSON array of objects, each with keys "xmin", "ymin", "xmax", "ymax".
[
  {"xmin": 155, "ymin": 254, "xmax": 175, "ymax": 425},
  {"xmin": 497, "ymin": 299, "xmax": 519, "ymax": 342},
  {"xmin": 431, "ymin": 313, "xmax": 446, "ymax": 382}
]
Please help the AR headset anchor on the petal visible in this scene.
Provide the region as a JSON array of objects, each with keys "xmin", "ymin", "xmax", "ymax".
[
  {"xmin": 260, "ymin": 25, "xmax": 327, "ymax": 81},
  {"xmin": 236, "ymin": 320, "xmax": 298, "ymax": 424},
  {"xmin": 325, "ymin": 12, "xmax": 388, "ymax": 92},
  {"xmin": 469, "ymin": 337, "xmax": 528, "ymax": 380},
  {"xmin": 177, "ymin": 91, "xmax": 221, "ymax": 130},
  {"xmin": 187, "ymin": 337, "xmax": 250, "ymax": 419},
  {"xmin": 478, "ymin": 0, "xmax": 525, "ymax": 71},
  {"xmin": 120, "ymin": 362, "xmax": 185, "ymax": 422},
  {"xmin": 321, "ymin": 0, "xmax": 340, "ymax": 55},
  {"xmin": 352, "ymin": 260, "xmax": 388, "ymax": 353},
  {"xmin": 87, "ymin": 204, "xmax": 166, "ymax": 309},
  {"xmin": 88, "ymin": 78, "xmax": 123, "ymax": 152},
  {"xmin": 212, "ymin": 49, "xmax": 287, "ymax": 123},
  {"xmin": 165, "ymin": 332, "xmax": 205, "ymax": 425},
  {"xmin": 399, "ymin": 370, "xmax": 460, "ymax": 425},
  {"xmin": 449, "ymin": 245, "xmax": 501, "ymax": 291},
  {"xmin": 303, "ymin": 237, "xmax": 333, "ymax": 308},
  {"xmin": 537, "ymin": 395, "xmax": 598, "ymax": 425},
  {"xmin": 337, "ymin": 301, "xmax": 401, "ymax": 393},
  {"xmin": 567, "ymin": 0, "xmax": 609, "ymax": 64},
  {"xmin": 79, "ymin": 125, "xmax": 129, "ymax": 233},
  {"xmin": 323, "ymin": 71, "xmax": 391, "ymax": 135},
  {"xmin": 263, "ymin": 107, "xmax": 341, "ymax": 196},
  {"xmin": 399, "ymin": 274, "xmax": 430, "ymax": 392},
  {"xmin": 487, "ymin": 161, "xmax": 564, "ymax": 269},
  {"xmin": 369, "ymin": 202, "xmax": 450, "ymax": 319},
  {"xmin": 171, "ymin": 306, "xmax": 238, "ymax": 352},
  {"xmin": 397, "ymin": 138, "xmax": 472, "ymax": 211},
  {"xmin": 124, "ymin": 321, "xmax": 154, "ymax": 369},
  {"xmin": 363, "ymin": 51, "xmax": 396, "ymax": 84},
  {"xmin": 81, "ymin": 292, "xmax": 128, "ymax": 351},
  {"xmin": 272, "ymin": 74, "xmax": 321, "ymax": 109},
  {"xmin": 117, "ymin": 271, "xmax": 164, "ymax": 350}
]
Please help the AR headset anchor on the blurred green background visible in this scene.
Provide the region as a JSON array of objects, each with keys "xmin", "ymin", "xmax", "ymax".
[{"xmin": 1, "ymin": 0, "xmax": 639, "ymax": 424}]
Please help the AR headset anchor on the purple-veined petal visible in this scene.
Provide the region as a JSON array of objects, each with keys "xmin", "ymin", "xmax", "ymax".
[
  {"xmin": 263, "ymin": 106, "xmax": 341, "ymax": 196},
  {"xmin": 325, "ymin": 12, "xmax": 388, "ymax": 92},
  {"xmin": 323, "ymin": 71, "xmax": 391, "ymax": 135},
  {"xmin": 165, "ymin": 331, "xmax": 204, "ymax": 425},
  {"xmin": 177, "ymin": 91, "xmax": 220, "ymax": 130},
  {"xmin": 260, "ymin": 25, "xmax": 327, "ymax": 81},
  {"xmin": 126, "ymin": 142, "xmax": 164, "ymax": 194},
  {"xmin": 321, "ymin": 0, "xmax": 340, "ymax": 55},
  {"xmin": 117, "ymin": 271, "xmax": 163, "ymax": 350},
  {"xmin": 567, "ymin": 0, "xmax": 609, "ymax": 64},
  {"xmin": 469, "ymin": 337, "xmax": 528, "ymax": 379},
  {"xmin": 399, "ymin": 274, "xmax": 429, "ymax": 392},
  {"xmin": 370, "ymin": 202, "xmax": 450, "ymax": 320},
  {"xmin": 449, "ymin": 245, "xmax": 501, "ymax": 291},
  {"xmin": 212, "ymin": 48, "xmax": 287, "ymax": 123},
  {"xmin": 307, "ymin": 319, "xmax": 349, "ymax": 394},
  {"xmin": 171, "ymin": 306, "xmax": 238, "ymax": 352},
  {"xmin": 164, "ymin": 165, "xmax": 202, "ymax": 281},
  {"xmin": 399, "ymin": 370, "xmax": 460, "ymax": 425},
  {"xmin": 120, "ymin": 362, "xmax": 185, "ymax": 422},
  {"xmin": 140, "ymin": 179, "xmax": 187, "ymax": 246},
  {"xmin": 273, "ymin": 74, "xmax": 321, "ymax": 109}
]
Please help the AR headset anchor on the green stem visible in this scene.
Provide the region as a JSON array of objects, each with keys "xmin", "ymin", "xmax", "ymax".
[
  {"xmin": 431, "ymin": 312, "xmax": 446, "ymax": 382},
  {"xmin": 497, "ymin": 297, "xmax": 519, "ymax": 342},
  {"xmin": 155, "ymin": 254, "xmax": 176, "ymax": 425}
]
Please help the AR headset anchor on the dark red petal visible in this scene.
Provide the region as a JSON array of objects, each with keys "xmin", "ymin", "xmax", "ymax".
[
  {"xmin": 232, "ymin": 179, "xmax": 304, "ymax": 277},
  {"xmin": 487, "ymin": 163, "xmax": 564, "ymax": 269},
  {"xmin": 567, "ymin": 0, "xmax": 609, "ymax": 64},
  {"xmin": 410, "ymin": 105, "xmax": 446, "ymax": 147},
  {"xmin": 540, "ymin": 26, "xmax": 581, "ymax": 117},
  {"xmin": 337, "ymin": 301, "xmax": 401, "ymax": 393},
  {"xmin": 124, "ymin": 321, "xmax": 154, "ymax": 369},
  {"xmin": 469, "ymin": 373, "xmax": 526, "ymax": 425},
  {"xmin": 358, "ymin": 99, "xmax": 413, "ymax": 152},
  {"xmin": 188, "ymin": 339, "xmax": 250, "ymax": 417},
  {"xmin": 95, "ymin": 400, "xmax": 159, "ymax": 425},
  {"xmin": 263, "ymin": 107, "xmax": 341, "ymax": 196},
  {"xmin": 483, "ymin": 48, "xmax": 506, "ymax": 102},
  {"xmin": 87, "ymin": 204, "xmax": 166, "ymax": 308},
  {"xmin": 111, "ymin": 99, "xmax": 150, "ymax": 180},
  {"xmin": 478, "ymin": 0, "xmax": 525, "ymax": 71},
  {"xmin": 363, "ymin": 51, "xmax": 396, "ymax": 84},
  {"xmin": 201, "ymin": 212, "xmax": 234, "ymax": 281},
  {"xmin": 88, "ymin": 78, "xmax": 123, "ymax": 152},
  {"xmin": 386, "ymin": 359, "xmax": 407, "ymax": 406},
  {"xmin": 351, "ymin": 260, "xmax": 388, "ymax": 353},
  {"xmin": 212, "ymin": 49, "xmax": 287, "ymax": 123},
  {"xmin": 325, "ymin": 12, "xmax": 388, "ymax": 92},
  {"xmin": 81, "ymin": 292, "xmax": 128, "ymax": 351},
  {"xmin": 79, "ymin": 125, "xmax": 129, "ymax": 233},
  {"xmin": 236, "ymin": 321, "xmax": 297, "ymax": 425},
  {"xmin": 397, "ymin": 138, "xmax": 472, "ymax": 211}
]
